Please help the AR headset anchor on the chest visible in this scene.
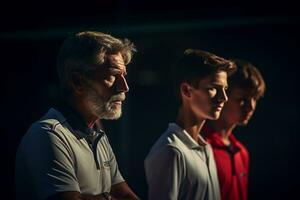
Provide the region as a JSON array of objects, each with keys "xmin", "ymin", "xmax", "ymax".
[
  {"xmin": 71, "ymin": 139, "xmax": 113, "ymax": 194},
  {"xmin": 183, "ymin": 149, "xmax": 212, "ymax": 185},
  {"xmin": 213, "ymin": 149, "xmax": 248, "ymax": 181}
]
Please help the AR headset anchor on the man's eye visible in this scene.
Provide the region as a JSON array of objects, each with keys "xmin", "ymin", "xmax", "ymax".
[
  {"xmin": 208, "ymin": 88, "xmax": 217, "ymax": 95},
  {"xmin": 238, "ymin": 99, "xmax": 246, "ymax": 105},
  {"xmin": 107, "ymin": 75, "xmax": 116, "ymax": 81}
]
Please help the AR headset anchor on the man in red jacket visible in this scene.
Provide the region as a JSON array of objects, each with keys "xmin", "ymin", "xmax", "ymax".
[{"xmin": 203, "ymin": 59, "xmax": 266, "ymax": 200}]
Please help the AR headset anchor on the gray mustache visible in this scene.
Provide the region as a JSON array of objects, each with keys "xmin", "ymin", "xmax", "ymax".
[{"xmin": 109, "ymin": 93, "xmax": 126, "ymax": 102}]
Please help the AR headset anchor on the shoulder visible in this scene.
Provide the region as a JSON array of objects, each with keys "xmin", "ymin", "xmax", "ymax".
[
  {"xmin": 19, "ymin": 109, "xmax": 72, "ymax": 150},
  {"xmin": 145, "ymin": 143, "xmax": 184, "ymax": 170},
  {"xmin": 28, "ymin": 108, "xmax": 67, "ymax": 134},
  {"xmin": 146, "ymin": 131, "xmax": 185, "ymax": 163}
]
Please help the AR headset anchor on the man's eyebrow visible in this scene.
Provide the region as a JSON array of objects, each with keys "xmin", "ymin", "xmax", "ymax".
[
  {"xmin": 108, "ymin": 67, "xmax": 127, "ymax": 75},
  {"xmin": 210, "ymin": 83, "xmax": 228, "ymax": 88}
]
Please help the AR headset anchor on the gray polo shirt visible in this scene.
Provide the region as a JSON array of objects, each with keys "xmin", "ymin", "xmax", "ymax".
[
  {"xmin": 145, "ymin": 123, "xmax": 221, "ymax": 200},
  {"xmin": 15, "ymin": 108, "xmax": 124, "ymax": 200}
]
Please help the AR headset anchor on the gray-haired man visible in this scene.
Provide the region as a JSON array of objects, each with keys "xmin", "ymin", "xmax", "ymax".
[{"xmin": 15, "ymin": 31, "xmax": 139, "ymax": 200}]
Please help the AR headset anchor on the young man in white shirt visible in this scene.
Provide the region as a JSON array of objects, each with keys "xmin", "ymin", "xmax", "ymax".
[{"xmin": 145, "ymin": 49, "xmax": 236, "ymax": 200}]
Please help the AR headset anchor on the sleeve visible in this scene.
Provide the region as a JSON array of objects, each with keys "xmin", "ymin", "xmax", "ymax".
[
  {"xmin": 23, "ymin": 127, "xmax": 80, "ymax": 200},
  {"xmin": 104, "ymin": 135, "xmax": 125, "ymax": 186},
  {"xmin": 144, "ymin": 146, "xmax": 184, "ymax": 200}
]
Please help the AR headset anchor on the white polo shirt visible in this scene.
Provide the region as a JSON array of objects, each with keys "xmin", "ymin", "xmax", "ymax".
[
  {"xmin": 145, "ymin": 123, "xmax": 221, "ymax": 200},
  {"xmin": 15, "ymin": 108, "xmax": 124, "ymax": 200}
]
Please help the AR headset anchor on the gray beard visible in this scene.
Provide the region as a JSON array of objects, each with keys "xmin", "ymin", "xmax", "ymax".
[{"xmin": 86, "ymin": 90, "xmax": 123, "ymax": 120}]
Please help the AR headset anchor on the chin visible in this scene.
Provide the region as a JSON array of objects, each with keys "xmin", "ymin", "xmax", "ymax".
[
  {"xmin": 99, "ymin": 108, "xmax": 122, "ymax": 120},
  {"xmin": 100, "ymin": 102, "xmax": 122, "ymax": 119},
  {"xmin": 207, "ymin": 112, "xmax": 221, "ymax": 120},
  {"xmin": 239, "ymin": 119, "xmax": 250, "ymax": 126}
]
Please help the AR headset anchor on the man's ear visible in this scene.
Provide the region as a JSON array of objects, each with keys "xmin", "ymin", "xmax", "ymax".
[
  {"xmin": 70, "ymin": 72, "xmax": 86, "ymax": 94},
  {"xmin": 180, "ymin": 82, "xmax": 192, "ymax": 99}
]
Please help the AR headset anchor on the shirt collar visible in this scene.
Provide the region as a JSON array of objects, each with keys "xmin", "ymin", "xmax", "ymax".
[
  {"xmin": 168, "ymin": 122, "xmax": 207, "ymax": 150},
  {"xmin": 203, "ymin": 125, "xmax": 241, "ymax": 152},
  {"xmin": 52, "ymin": 102, "xmax": 104, "ymax": 141}
]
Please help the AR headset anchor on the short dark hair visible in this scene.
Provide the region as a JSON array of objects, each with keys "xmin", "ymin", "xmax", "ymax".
[
  {"xmin": 173, "ymin": 49, "xmax": 236, "ymax": 104},
  {"xmin": 228, "ymin": 59, "xmax": 266, "ymax": 99}
]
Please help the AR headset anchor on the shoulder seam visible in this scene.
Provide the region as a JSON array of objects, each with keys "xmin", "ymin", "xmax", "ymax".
[{"xmin": 52, "ymin": 119, "xmax": 67, "ymax": 131}]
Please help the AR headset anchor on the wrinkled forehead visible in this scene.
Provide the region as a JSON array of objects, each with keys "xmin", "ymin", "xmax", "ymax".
[
  {"xmin": 84, "ymin": 53, "xmax": 127, "ymax": 79},
  {"xmin": 105, "ymin": 53, "xmax": 126, "ymax": 71},
  {"xmin": 92, "ymin": 53, "xmax": 126, "ymax": 72}
]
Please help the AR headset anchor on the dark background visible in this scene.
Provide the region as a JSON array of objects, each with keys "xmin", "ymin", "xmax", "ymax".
[{"xmin": 1, "ymin": 1, "xmax": 300, "ymax": 199}]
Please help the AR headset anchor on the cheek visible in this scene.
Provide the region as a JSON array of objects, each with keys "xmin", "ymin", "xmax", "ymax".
[
  {"xmin": 197, "ymin": 99, "xmax": 211, "ymax": 109},
  {"xmin": 191, "ymin": 94, "xmax": 213, "ymax": 112},
  {"xmin": 96, "ymin": 84, "xmax": 114, "ymax": 99},
  {"xmin": 193, "ymin": 92, "xmax": 212, "ymax": 105}
]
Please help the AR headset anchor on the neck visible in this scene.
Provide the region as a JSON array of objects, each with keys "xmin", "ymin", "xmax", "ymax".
[
  {"xmin": 210, "ymin": 118, "xmax": 236, "ymax": 145},
  {"xmin": 175, "ymin": 107, "xmax": 206, "ymax": 143},
  {"xmin": 65, "ymin": 96, "xmax": 99, "ymax": 128}
]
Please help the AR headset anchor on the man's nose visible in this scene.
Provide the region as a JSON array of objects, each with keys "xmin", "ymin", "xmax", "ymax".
[
  {"xmin": 116, "ymin": 75, "xmax": 129, "ymax": 93},
  {"xmin": 218, "ymin": 88, "xmax": 228, "ymax": 103},
  {"xmin": 244, "ymin": 98, "xmax": 256, "ymax": 112}
]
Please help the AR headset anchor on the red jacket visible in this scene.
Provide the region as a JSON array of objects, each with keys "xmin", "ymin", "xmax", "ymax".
[{"xmin": 203, "ymin": 126, "xmax": 249, "ymax": 200}]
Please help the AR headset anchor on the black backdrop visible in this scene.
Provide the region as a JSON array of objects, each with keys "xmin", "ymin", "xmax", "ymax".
[{"xmin": 1, "ymin": 2, "xmax": 300, "ymax": 199}]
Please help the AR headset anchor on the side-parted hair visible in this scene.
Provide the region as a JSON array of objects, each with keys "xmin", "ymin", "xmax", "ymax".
[
  {"xmin": 57, "ymin": 31, "xmax": 136, "ymax": 96},
  {"xmin": 228, "ymin": 59, "xmax": 266, "ymax": 99},
  {"xmin": 173, "ymin": 49, "xmax": 237, "ymax": 104}
]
